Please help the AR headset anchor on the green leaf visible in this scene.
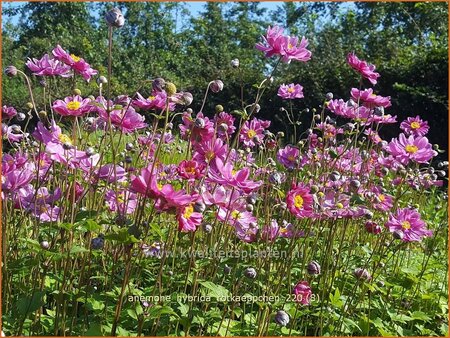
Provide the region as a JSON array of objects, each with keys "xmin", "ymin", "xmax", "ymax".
[
  {"xmin": 69, "ymin": 245, "xmax": 89, "ymax": 255},
  {"xmin": 15, "ymin": 291, "xmax": 46, "ymax": 316},
  {"xmin": 410, "ymin": 311, "xmax": 431, "ymax": 322},
  {"xmin": 199, "ymin": 281, "xmax": 231, "ymax": 299},
  {"xmin": 85, "ymin": 323, "xmax": 103, "ymax": 336},
  {"xmin": 330, "ymin": 288, "xmax": 343, "ymax": 308}
]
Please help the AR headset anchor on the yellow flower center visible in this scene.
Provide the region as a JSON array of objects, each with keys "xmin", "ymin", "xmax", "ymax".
[
  {"xmin": 58, "ymin": 134, "xmax": 72, "ymax": 145},
  {"xmin": 378, "ymin": 194, "xmax": 385, "ymax": 202},
  {"xmin": 117, "ymin": 193, "xmax": 125, "ymax": 204},
  {"xmin": 231, "ymin": 210, "xmax": 240, "ymax": 219},
  {"xmin": 294, "ymin": 195, "xmax": 304, "ymax": 209},
  {"xmin": 288, "ymin": 43, "xmax": 293, "ymax": 49},
  {"xmin": 280, "ymin": 227, "xmax": 288, "ymax": 234},
  {"xmin": 66, "ymin": 101, "xmax": 81, "ymax": 110},
  {"xmin": 402, "ymin": 221, "xmax": 411, "ymax": 230},
  {"xmin": 205, "ymin": 150, "xmax": 215, "ymax": 161},
  {"xmin": 370, "ymin": 93, "xmax": 377, "ymax": 98},
  {"xmin": 157, "ymin": 183, "xmax": 163, "ymax": 191},
  {"xmin": 336, "ymin": 202, "xmax": 344, "ymax": 209},
  {"xmin": 287, "ymin": 87, "xmax": 295, "ymax": 93},
  {"xmin": 287, "ymin": 155, "xmax": 295, "ymax": 161},
  {"xmin": 70, "ymin": 54, "xmax": 81, "ymax": 62},
  {"xmin": 405, "ymin": 144, "xmax": 418, "ymax": 154},
  {"xmin": 410, "ymin": 121, "xmax": 421, "ymax": 130},
  {"xmin": 247, "ymin": 129, "xmax": 256, "ymax": 138},
  {"xmin": 148, "ymin": 96, "xmax": 156, "ymax": 101},
  {"xmin": 183, "ymin": 205, "xmax": 194, "ymax": 219},
  {"xmin": 185, "ymin": 166, "xmax": 196, "ymax": 175}
]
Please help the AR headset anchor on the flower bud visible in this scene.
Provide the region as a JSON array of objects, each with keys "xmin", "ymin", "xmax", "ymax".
[
  {"xmin": 152, "ymin": 77, "xmax": 166, "ymax": 92},
  {"xmin": 244, "ymin": 267, "xmax": 257, "ymax": 279},
  {"xmin": 165, "ymin": 82, "xmax": 177, "ymax": 96},
  {"xmin": 245, "ymin": 204, "xmax": 254, "ymax": 212},
  {"xmin": 40, "ymin": 241, "xmax": 50, "ymax": 250},
  {"xmin": 194, "ymin": 201, "xmax": 206, "ymax": 213},
  {"xmin": 182, "ymin": 92, "xmax": 193, "ymax": 106},
  {"xmin": 251, "ymin": 103, "xmax": 261, "ymax": 113},
  {"xmin": 215, "ymin": 104, "xmax": 224, "ymax": 113},
  {"xmin": 17, "ymin": 113, "xmax": 26, "ymax": 121},
  {"xmin": 224, "ymin": 264, "xmax": 232, "ymax": 275},
  {"xmin": 307, "ymin": 261, "xmax": 321, "ymax": 275},
  {"xmin": 4, "ymin": 65, "xmax": 17, "ymax": 77},
  {"xmin": 353, "ymin": 268, "xmax": 371, "ymax": 281},
  {"xmin": 231, "ymin": 58, "xmax": 240, "ymax": 68},
  {"xmin": 269, "ymin": 172, "xmax": 282, "ymax": 185},
  {"xmin": 373, "ymin": 106, "xmax": 384, "ymax": 116},
  {"xmin": 274, "ymin": 310, "xmax": 290, "ymax": 326},
  {"xmin": 11, "ymin": 125, "xmax": 21, "ymax": 133},
  {"xmin": 105, "ymin": 7, "xmax": 125, "ymax": 28},
  {"xmin": 210, "ymin": 80, "xmax": 224, "ymax": 93},
  {"xmin": 325, "ymin": 92, "xmax": 333, "ymax": 101},
  {"xmin": 86, "ymin": 147, "xmax": 95, "ymax": 157},
  {"xmin": 350, "ymin": 179, "xmax": 361, "ymax": 190},
  {"xmin": 203, "ymin": 223, "xmax": 212, "ymax": 233},
  {"xmin": 194, "ymin": 117, "xmax": 206, "ymax": 129},
  {"xmin": 218, "ymin": 123, "xmax": 228, "ymax": 132},
  {"xmin": 365, "ymin": 221, "xmax": 381, "ymax": 234},
  {"xmin": 97, "ymin": 76, "xmax": 108, "ymax": 84},
  {"xmin": 393, "ymin": 230, "xmax": 404, "ymax": 240},
  {"xmin": 91, "ymin": 236, "xmax": 105, "ymax": 250},
  {"xmin": 26, "ymin": 102, "xmax": 34, "ymax": 109},
  {"xmin": 73, "ymin": 88, "xmax": 82, "ymax": 96}
]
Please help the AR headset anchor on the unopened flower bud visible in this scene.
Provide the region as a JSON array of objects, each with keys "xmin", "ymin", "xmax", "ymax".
[
  {"xmin": 277, "ymin": 131, "xmax": 284, "ymax": 138},
  {"xmin": 40, "ymin": 241, "xmax": 50, "ymax": 250},
  {"xmin": 4, "ymin": 65, "xmax": 17, "ymax": 77},
  {"xmin": 393, "ymin": 230, "xmax": 404, "ymax": 240},
  {"xmin": 152, "ymin": 77, "xmax": 166, "ymax": 92},
  {"xmin": 97, "ymin": 76, "xmax": 108, "ymax": 84},
  {"xmin": 251, "ymin": 103, "xmax": 261, "ymax": 113},
  {"xmin": 307, "ymin": 261, "xmax": 321, "ymax": 275},
  {"xmin": 17, "ymin": 113, "xmax": 26, "ymax": 121},
  {"xmin": 224, "ymin": 264, "xmax": 232, "ymax": 274},
  {"xmin": 245, "ymin": 204, "xmax": 254, "ymax": 212},
  {"xmin": 325, "ymin": 92, "xmax": 333, "ymax": 101},
  {"xmin": 194, "ymin": 117, "xmax": 205, "ymax": 128},
  {"xmin": 350, "ymin": 179, "xmax": 361, "ymax": 190},
  {"xmin": 244, "ymin": 267, "xmax": 257, "ymax": 279},
  {"xmin": 274, "ymin": 310, "xmax": 290, "ymax": 326},
  {"xmin": 365, "ymin": 221, "xmax": 381, "ymax": 234},
  {"xmin": 26, "ymin": 102, "xmax": 34, "ymax": 109},
  {"xmin": 182, "ymin": 92, "xmax": 193, "ymax": 105},
  {"xmin": 231, "ymin": 58, "xmax": 240, "ymax": 68},
  {"xmin": 210, "ymin": 80, "xmax": 224, "ymax": 93},
  {"xmin": 215, "ymin": 104, "xmax": 224, "ymax": 113},
  {"xmin": 11, "ymin": 125, "xmax": 21, "ymax": 133},
  {"xmin": 353, "ymin": 268, "xmax": 371, "ymax": 281},
  {"xmin": 165, "ymin": 82, "xmax": 177, "ymax": 96},
  {"xmin": 105, "ymin": 7, "xmax": 125, "ymax": 28},
  {"xmin": 218, "ymin": 123, "xmax": 228, "ymax": 132},
  {"xmin": 91, "ymin": 236, "xmax": 105, "ymax": 250},
  {"xmin": 373, "ymin": 107, "xmax": 384, "ymax": 116},
  {"xmin": 203, "ymin": 223, "xmax": 212, "ymax": 233},
  {"xmin": 86, "ymin": 147, "xmax": 95, "ymax": 157},
  {"xmin": 194, "ymin": 201, "xmax": 206, "ymax": 213}
]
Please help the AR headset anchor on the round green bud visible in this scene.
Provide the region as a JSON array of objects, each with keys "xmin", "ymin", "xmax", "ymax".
[
  {"xmin": 215, "ymin": 105, "xmax": 224, "ymax": 113},
  {"xmin": 73, "ymin": 88, "xmax": 82, "ymax": 96},
  {"xmin": 165, "ymin": 82, "xmax": 177, "ymax": 96}
]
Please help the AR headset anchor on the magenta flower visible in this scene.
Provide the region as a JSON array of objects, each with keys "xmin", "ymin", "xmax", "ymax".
[
  {"xmin": 277, "ymin": 145, "xmax": 300, "ymax": 169},
  {"xmin": 255, "ymin": 25, "xmax": 285, "ymax": 58},
  {"xmin": 234, "ymin": 219, "xmax": 259, "ymax": 243},
  {"xmin": 130, "ymin": 165, "xmax": 161, "ymax": 199},
  {"xmin": 2, "ymin": 106, "xmax": 17, "ymax": 120},
  {"xmin": 385, "ymin": 208, "xmax": 432, "ymax": 242},
  {"xmin": 370, "ymin": 186, "xmax": 393, "ymax": 212},
  {"xmin": 177, "ymin": 204, "xmax": 203, "ymax": 232},
  {"xmin": 293, "ymin": 281, "xmax": 312, "ymax": 305},
  {"xmin": 133, "ymin": 91, "xmax": 174, "ymax": 111},
  {"xmin": 214, "ymin": 112, "xmax": 236, "ymax": 139},
  {"xmin": 156, "ymin": 185, "xmax": 199, "ymax": 212},
  {"xmin": 277, "ymin": 83, "xmax": 304, "ymax": 99},
  {"xmin": 256, "ymin": 25, "xmax": 311, "ymax": 63},
  {"xmin": 351, "ymin": 88, "xmax": 391, "ymax": 108},
  {"xmin": 52, "ymin": 45, "xmax": 98, "ymax": 81},
  {"xmin": 177, "ymin": 160, "xmax": 205, "ymax": 180},
  {"xmin": 387, "ymin": 133, "xmax": 436, "ymax": 165},
  {"xmin": 179, "ymin": 112, "xmax": 215, "ymax": 144},
  {"xmin": 105, "ymin": 189, "xmax": 137, "ymax": 215},
  {"xmin": 208, "ymin": 158, "xmax": 262, "ymax": 193},
  {"xmin": 347, "ymin": 52, "xmax": 380, "ymax": 85},
  {"xmin": 240, "ymin": 118, "xmax": 270, "ymax": 147},
  {"xmin": 192, "ymin": 138, "xmax": 228, "ymax": 164},
  {"xmin": 26, "ymin": 54, "xmax": 72, "ymax": 77},
  {"xmin": 98, "ymin": 105, "xmax": 147, "ymax": 133},
  {"xmin": 286, "ymin": 183, "xmax": 314, "ymax": 219},
  {"xmin": 97, "ymin": 164, "xmax": 126, "ymax": 183},
  {"xmin": 202, "ymin": 185, "xmax": 241, "ymax": 208},
  {"xmin": 280, "ymin": 35, "xmax": 312, "ymax": 63},
  {"xmin": 52, "ymin": 95, "xmax": 93, "ymax": 117},
  {"xmin": 261, "ymin": 219, "xmax": 280, "ymax": 242},
  {"xmin": 400, "ymin": 116, "xmax": 429, "ymax": 137}
]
